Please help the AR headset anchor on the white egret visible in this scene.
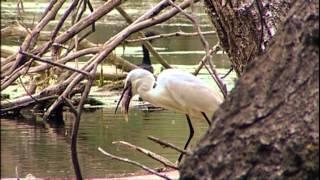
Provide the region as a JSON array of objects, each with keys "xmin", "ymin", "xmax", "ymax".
[{"xmin": 115, "ymin": 68, "xmax": 223, "ymax": 162}]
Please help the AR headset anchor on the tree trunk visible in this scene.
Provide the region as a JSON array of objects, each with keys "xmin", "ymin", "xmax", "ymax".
[
  {"xmin": 204, "ymin": 0, "xmax": 295, "ymax": 76},
  {"xmin": 180, "ymin": 0, "xmax": 319, "ymax": 179}
]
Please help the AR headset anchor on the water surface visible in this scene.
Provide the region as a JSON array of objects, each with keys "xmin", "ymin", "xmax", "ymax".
[
  {"xmin": 1, "ymin": 108, "xmax": 210, "ymax": 178},
  {"xmin": 1, "ymin": 0, "xmax": 235, "ymax": 178}
]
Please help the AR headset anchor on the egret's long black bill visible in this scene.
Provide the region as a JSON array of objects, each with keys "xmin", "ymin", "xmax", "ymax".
[
  {"xmin": 115, "ymin": 87, "xmax": 127, "ymax": 114},
  {"xmin": 115, "ymin": 82, "xmax": 132, "ymax": 115}
]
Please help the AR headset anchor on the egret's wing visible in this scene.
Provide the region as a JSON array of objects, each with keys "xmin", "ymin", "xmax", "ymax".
[
  {"xmin": 158, "ymin": 70, "xmax": 223, "ymax": 116},
  {"xmin": 158, "ymin": 69, "xmax": 207, "ymax": 86}
]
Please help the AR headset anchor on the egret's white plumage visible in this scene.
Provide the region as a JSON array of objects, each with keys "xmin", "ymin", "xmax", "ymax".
[
  {"xmin": 140, "ymin": 69, "xmax": 222, "ymax": 118},
  {"xmin": 116, "ymin": 68, "xmax": 224, "ymax": 162}
]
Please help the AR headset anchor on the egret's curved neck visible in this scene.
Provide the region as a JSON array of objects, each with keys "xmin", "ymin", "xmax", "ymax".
[{"xmin": 135, "ymin": 77, "xmax": 155, "ymax": 97}]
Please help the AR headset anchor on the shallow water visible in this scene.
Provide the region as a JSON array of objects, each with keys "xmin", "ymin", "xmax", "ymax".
[
  {"xmin": 1, "ymin": 0, "xmax": 235, "ymax": 178},
  {"xmin": 1, "ymin": 108, "xmax": 210, "ymax": 178}
]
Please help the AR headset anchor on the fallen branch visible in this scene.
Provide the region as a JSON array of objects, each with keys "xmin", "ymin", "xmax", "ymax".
[
  {"xmin": 43, "ymin": 0, "xmax": 201, "ymax": 120},
  {"xmin": 10, "ymin": 0, "xmax": 66, "ymax": 75},
  {"xmin": 148, "ymin": 136, "xmax": 191, "ymax": 155},
  {"xmin": 1, "ymin": 78, "xmax": 71, "ymax": 111},
  {"xmin": 1, "ymin": 0, "xmax": 122, "ymax": 85},
  {"xmin": 0, "ymin": 95, "xmax": 58, "ymax": 114},
  {"xmin": 19, "ymin": 51, "xmax": 91, "ymax": 78},
  {"xmin": 98, "ymin": 147, "xmax": 172, "ymax": 180},
  {"xmin": 113, "ymin": 141, "xmax": 178, "ymax": 170},
  {"xmin": 126, "ymin": 31, "xmax": 216, "ymax": 43}
]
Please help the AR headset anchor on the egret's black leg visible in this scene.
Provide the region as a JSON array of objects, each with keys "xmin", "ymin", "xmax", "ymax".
[
  {"xmin": 201, "ymin": 112, "xmax": 211, "ymax": 126},
  {"xmin": 178, "ymin": 115, "xmax": 194, "ymax": 163}
]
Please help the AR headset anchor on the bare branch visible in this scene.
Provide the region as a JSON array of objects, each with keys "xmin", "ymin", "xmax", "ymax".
[
  {"xmin": 193, "ymin": 43, "xmax": 221, "ymax": 75},
  {"xmin": 19, "ymin": 51, "xmax": 91, "ymax": 78},
  {"xmin": 98, "ymin": 147, "xmax": 173, "ymax": 180},
  {"xmin": 148, "ymin": 136, "xmax": 191, "ymax": 155},
  {"xmin": 18, "ymin": 76, "xmax": 39, "ymax": 104},
  {"xmin": 2, "ymin": 0, "xmax": 121, "ymax": 87},
  {"xmin": 9, "ymin": 0, "xmax": 66, "ymax": 75},
  {"xmin": 0, "ymin": 95, "xmax": 58, "ymax": 114},
  {"xmin": 221, "ymin": 66, "xmax": 233, "ymax": 79},
  {"xmin": 113, "ymin": 141, "xmax": 178, "ymax": 170},
  {"xmin": 126, "ymin": 31, "xmax": 216, "ymax": 43},
  {"xmin": 116, "ymin": 6, "xmax": 172, "ymax": 69},
  {"xmin": 43, "ymin": 0, "xmax": 201, "ymax": 119}
]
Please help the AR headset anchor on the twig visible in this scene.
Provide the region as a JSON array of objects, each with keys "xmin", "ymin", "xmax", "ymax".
[
  {"xmin": 29, "ymin": 47, "xmax": 101, "ymax": 73},
  {"xmin": 148, "ymin": 136, "xmax": 191, "ymax": 155},
  {"xmin": 126, "ymin": 31, "xmax": 216, "ymax": 43},
  {"xmin": 221, "ymin": 66, "xmax": 233, "ymax": 79},
  {"xmin": 16, "ymin": 0, "xmax": 25, "ymax": 21},
  {"xmin": 19, "ymin": 51, "xmax": 91, "ymax": 78},
  {"xmin": 193, "ymin": 43, "xmax": 221, "ymax": 76},
  {"xmin": 63, "ymin": 29, "xmax": 95, "ymax": 56},
  {"xmin": 52, "ymin": 43, "xmax": 69, "ymax": 49},
  {"xmin": 113, "ymin": 141, "xmax": 178, "ymax": 170},
  {"xmin": 167, "ymin": 0, "xmax": 209, "ymax": 54},
  {"xmin": 52, "ymin": 0, "xmax": 80, "ymax": 41},
  {"xmin": 61, "ymin": 96, "xmax": 77, "ymax": 114},
  {"xmin": 76, "ymin": 0, "xmax": 87, "ymax": 22},
  {"xmin": 18, "ymin": 76, "xmax": 39, "ymax": 103},
  {"xmin": 98, "ymin": 147, "xmax": 172, "ymax": 180},
  {"xmin": 1, "ymin": 60, "xmax": 33, "ymax": 91},
  {"xmin": 87, "ymin": 0, "xmax": 95, "ymax": 31}
]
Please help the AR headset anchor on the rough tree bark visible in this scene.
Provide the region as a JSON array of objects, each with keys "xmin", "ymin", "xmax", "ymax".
[
  {"xmin": 180, "ymin": 0, "xmax": 319, "ymax": 179},
  {"xmin": 204, "ymin": 0, "xmax": 295, "ymax": 76}
]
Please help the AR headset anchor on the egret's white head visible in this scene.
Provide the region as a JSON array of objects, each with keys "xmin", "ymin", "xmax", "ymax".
[{"xmin": 115, "ymin": 68, "xmax": 155, "ymax": 119}]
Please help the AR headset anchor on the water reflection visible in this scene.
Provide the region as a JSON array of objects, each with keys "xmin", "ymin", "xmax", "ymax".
[{"xmin": 1, "ymin": 108, "xmax": 209, "ymax": 178}]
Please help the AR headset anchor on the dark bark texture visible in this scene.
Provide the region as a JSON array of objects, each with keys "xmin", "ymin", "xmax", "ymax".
[
  {"xmin": 204, "ymin": 0, "xmax": 295, "ymax": 76},
  {"xmin": 180, "ymin": 0, "xmax": 319, "ymax": 179}
]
